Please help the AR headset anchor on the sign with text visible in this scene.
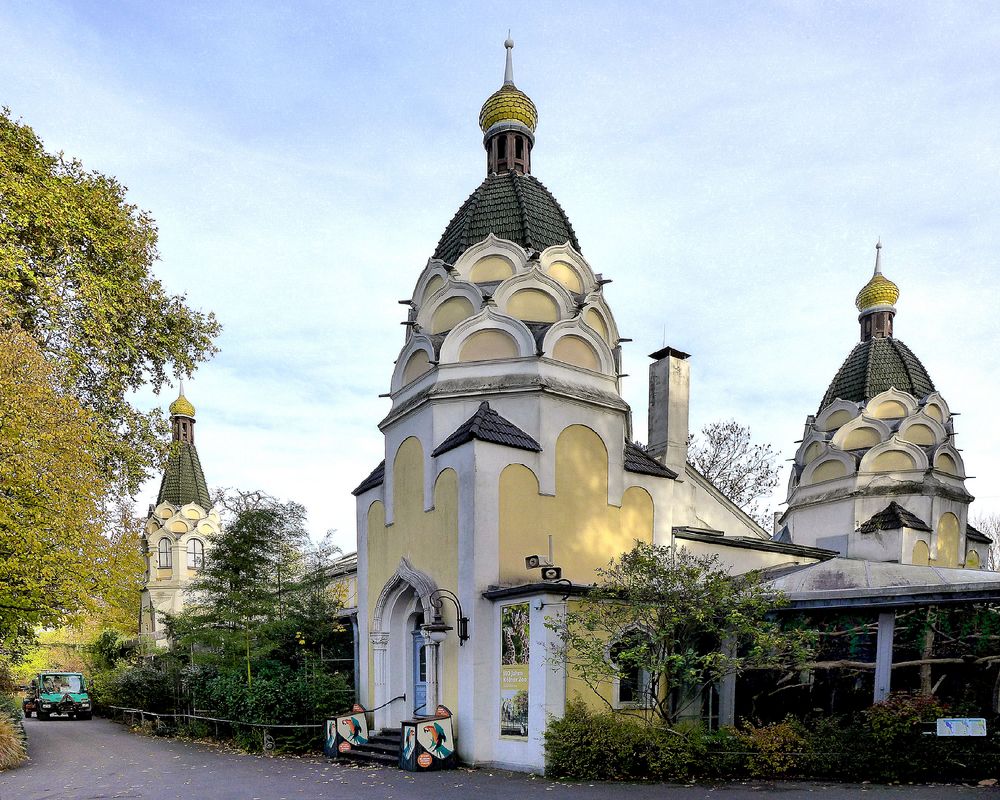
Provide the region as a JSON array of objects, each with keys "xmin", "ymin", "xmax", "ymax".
[
  {"xmin": 936, "ymin": 718, "xmax": 987, "ymax": 737},
  {"xmin": 500, "ymin": 602, "xmax": 530, "ymax": 737}
]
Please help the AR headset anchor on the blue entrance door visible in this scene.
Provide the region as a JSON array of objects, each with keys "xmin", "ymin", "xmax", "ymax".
[{"xmin": 412, "ymin": 626, "xmax": 427, "ymax": 716}]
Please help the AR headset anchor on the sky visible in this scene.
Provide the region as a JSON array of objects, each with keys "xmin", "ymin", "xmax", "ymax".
[{"xmin": 3, "ymin": 1, "xmax": 999, "ymax": 552}]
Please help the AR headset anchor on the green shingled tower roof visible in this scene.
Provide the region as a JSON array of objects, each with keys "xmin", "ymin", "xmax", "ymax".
[{"xmin": 156, "ymin": 387, "xmax": 211, "ymax": 509}]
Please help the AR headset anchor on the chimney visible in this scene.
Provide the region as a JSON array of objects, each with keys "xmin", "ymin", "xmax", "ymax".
[{"xmin": 647, "ymin": 346, "xmax": 690, "ymax": 479}]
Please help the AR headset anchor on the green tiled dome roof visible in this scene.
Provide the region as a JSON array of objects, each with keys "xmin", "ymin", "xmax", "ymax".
[
  {"xmin": 819, "ymin": 338, "xmax": 935, "ymax": 412},
  {"xmin": 157, "ymin": 441, "xmax": 211, "ymax": 509},
  {"xmin": 433, "ymin": 171, "xmax": 580, "ymax": 265}
]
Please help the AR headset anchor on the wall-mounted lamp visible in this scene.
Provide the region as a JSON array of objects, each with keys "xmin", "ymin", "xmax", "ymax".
[{"xmin": 424, "ymin": 588, "xmax": 469, "ymax": 645}]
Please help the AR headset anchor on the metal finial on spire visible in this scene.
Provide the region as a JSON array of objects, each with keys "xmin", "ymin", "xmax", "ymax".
[
  {"xmin": 178, "ymin": 377, "xmax": 186, "ymax": 397},
  {"xmin": 874, "ymin": 239, "xmax": 883, "ymax": 275},
  {"xmin": 504, "ymin": 34, "xmax": 515, "ymax": 84}
]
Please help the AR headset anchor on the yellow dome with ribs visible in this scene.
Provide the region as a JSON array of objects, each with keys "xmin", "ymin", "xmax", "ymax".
[
  {"xmin": 479, "ymin": 37, "xmax": 537, "ymax": 134},
  {"xmin": 855, "ymin": 242, "xmax": 899, "ymax": 311},
  {"xmin": 169, "ymin": 390, "xmax": 196, "ymax": 418}
]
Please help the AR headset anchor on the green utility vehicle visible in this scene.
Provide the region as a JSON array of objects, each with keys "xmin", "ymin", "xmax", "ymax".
[{"xmin": 23, "ymin": 672, "xmax": 93, "ymax": 720}]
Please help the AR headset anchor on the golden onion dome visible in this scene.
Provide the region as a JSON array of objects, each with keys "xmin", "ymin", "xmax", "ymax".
[
  {"xmin": 169, "ymin": 388, "xmax": 196, "ymax": 418},
  {"xmin": 479, "ymin": 84, "xmax": 538, "ymax": 133},
  {"xmin": 479, "ymin": 37, "xmax": 538, "ymax": 134},
  {"xmin": 855, "ymin": 242, "xmax": 899, "ymax": 311}
]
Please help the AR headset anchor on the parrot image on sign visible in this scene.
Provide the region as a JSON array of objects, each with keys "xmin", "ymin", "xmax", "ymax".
[
  {"xmin": 402, "ymin": 725, "xmax": 416, "ymax": 760},
  {"xmin": 421, "ymin": 722, "xmax": 452, "ymax": 758},
  {"xmin": 337, "ymin": 713, "xmax": 368, "ymax": 745}
]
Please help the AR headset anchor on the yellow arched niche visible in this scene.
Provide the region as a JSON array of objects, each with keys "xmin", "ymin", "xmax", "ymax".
[
  {"xmin": 802, "ymin": 442, "xmax": 823, "ymax": 465},
  {"xmin": 911, "ymin": 540, "xmax": 930, "ymax": 566},
  {"xmin": 842, "ymin": 427, "xmax": 880, "ymax": 450},
  {"xmin": 966, "ymin": 550, "xmax": 981, "ymax": 569},
  {"xmin": 507, "ymin": 288, "xmax": 559, "ymax": 323},
  {"xmin": 431, "ymin": 297, "xmax": 475, "ymax": 334},
  {"xmin": 547, "ymin": 261, "xmax": 583, "ymax": 293},
  {"xmin": 872, "ymin": 400, "xmax": 907, "ymax": 419},
  {"xmin": 364, "ymin": 438, "xmax": 459, "ymax": 711},
  {"xmin": 402, "ymin": 350, "xmax": 432, "ymax": 385},
  {"xmin": 935, "ymin": 512, "xmax": 960, "ymax": 568},
  {"xmin": 584, "ymin": 309, "xmax": 610, "ymax": 342},
  {"xmin": 459, "ymin": 329, "xmax": 519, "ymax": 362},
  {"xmin": 871, "ymin": 450, "xmax": 915, "ymax": 472},
  {"xmin": 810, "ymin": 459, "xmax": 847, "ymax": 483},
  {"xmin": 470, "ymin": 255, "xmax": 514, "ymax": 282},
  {"xmin": 498, "ymin": 425, "xmax": 654, "ymax": 583},
  {"xmin": 924, "ymin": 403, "xmax": 944, "ymax": 423},
  {"xmin": 552, "ymin": 335, "xmax": 600, "ymax": 371},
  {"xmin": 423, "ymin": 275, "xmax": 445, "ymax": 302},
  {"xmin": 902, "ymin": 424, "xmax": 936, "ymax": 446},
  {"xmin": 822, "ymin": 410, "xmax": 854, "ymax": 431},
  {"xmin": 936, "ymin": 453, "xmax": 958, "ymax": 475}
]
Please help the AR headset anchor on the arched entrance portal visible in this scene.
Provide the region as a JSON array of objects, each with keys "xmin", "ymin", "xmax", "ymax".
[{"xmin": 370, "ymin": 558, "xmax": 439, "ymax": 730}]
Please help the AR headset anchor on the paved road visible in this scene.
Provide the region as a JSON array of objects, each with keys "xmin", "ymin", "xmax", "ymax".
[{"xmin": 1, "ymin": 716, "xmax": 996, "ymax": 799}]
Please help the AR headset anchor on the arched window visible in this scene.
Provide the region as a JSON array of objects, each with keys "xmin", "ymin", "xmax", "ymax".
[
  {"xmin": 187, "ymin": 538, "xmax": 204, "ymax": 569},
  {"xmin": 157, "ymin": 538, "xmax": 172, "ymax": 569}
]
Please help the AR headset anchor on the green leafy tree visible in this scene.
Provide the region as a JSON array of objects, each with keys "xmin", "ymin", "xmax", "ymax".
[
  {"xmin": 0, "ymin": 108, "xmax": 220, "ymax": 494},
  {"xmin": 547, "ymin": 542, "xmax": 813, "ymax": 725}
]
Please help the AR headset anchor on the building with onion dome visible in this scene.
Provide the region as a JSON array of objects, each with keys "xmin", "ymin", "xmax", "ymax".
[
  {"xmin": 349, "ymin": 40, "xmax": 832, "ymax": 771},
  {"xmin": 780, "ymin": 243, "xmax": 989, "ymax": 569},
  {"xmin": 139, "ymin": 386, "xmax": 220, "ymax": 644}
]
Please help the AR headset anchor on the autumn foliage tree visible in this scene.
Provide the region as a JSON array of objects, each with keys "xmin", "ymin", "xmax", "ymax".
[
  {"xmin": 0, "ymin": 325, "xmax": 141, "ymax": 655},
  {"xmin": 0, "ymin": 107, "xmax": 220, "ymax": 496}
]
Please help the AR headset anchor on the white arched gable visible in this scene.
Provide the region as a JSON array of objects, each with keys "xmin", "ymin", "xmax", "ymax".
[
  {"xmin": 580, "ymin": 298, "xmax": 620, "ymax": 344},
  {"xmin": 801, "ymin": 449, "xmax": 856, "ymax": 485},
  {"xmin": 438, "ymin": 307, "xmax": 536, "ymax": 363},
  {"xmin": 795, "ymin": 431, "xmax": 831, "ymax": 466},
  {"xmin": 390, "ymin": 334, "xmax": 438, "ymax": 393},
  {"xmin": 815, "ymin": 399, "xmax": 861, "ymax": 432},
  {"xmin": 541, "ymin": 319, "xmax": 616, "ymax": 375},
  {"xmin": 831, "ymin": 415, "xmax": 892, "ymax": 451},
  {"xmin": 865, "ymin": 388, "xmax": 919, "ymax": 420},
  {"xmin": 410, "ymin": 262, "xmax": 455, "ymax": 307},
  {"xmin": 932, "ymin": 443, "xmax": 966, "ymax": 478},
  {"xmin": 491, "ymin": 266, "xmax": 577, "ymax": 321},
  {"xmin": 860, "ymin": 435, "xmax": 928, "ymax": 472},
  {"xmin": 539, "ymin": 242, "xmax": 596, "ymax": 286},
  {"xmin": 898, "ymin": 412, "xmax": 948, "ymax": 447},
  {"xmin": 921, "ymin": 392, "xmax": 952, "ymax": 423},
  {"xmin": 450, "ymin": 234, "xmax": 529, "ymax": 281},
  {"xmin": 371, "ymin": 556, "xmax": 438, "ymax": 632},
  {"xmin": 416, "ymin": 280, "xmax": 484, "ymax": 332}
]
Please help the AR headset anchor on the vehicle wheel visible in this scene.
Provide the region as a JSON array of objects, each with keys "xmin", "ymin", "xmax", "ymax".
[
  {"xmin": 38, "ymin": 711, "xmax": 50, "ymax": 720},
  {"xmin": 69, "ymin": 713, "xmax": 76, "ymax": 719},
  {"xmin": 78, "ymin": 712, "xmax": 92, "ymax": 720},
  {"xmin": 23, "ymin": 710, "xmax": 32, "ymax": 718}
]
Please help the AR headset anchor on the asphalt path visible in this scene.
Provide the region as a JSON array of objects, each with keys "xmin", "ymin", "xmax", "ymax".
[{"xmin": 1, "ymin": 716, "xmax": 997, "ymax": 800}]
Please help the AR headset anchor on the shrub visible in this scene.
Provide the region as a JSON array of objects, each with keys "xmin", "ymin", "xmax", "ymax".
[
  {"xmin": 0, "ymin": 713, "xmax": 27, "ymax": 771},
  {"xmin": 736, "ymin": 718, "xmax": 807, "ymax": 777}
]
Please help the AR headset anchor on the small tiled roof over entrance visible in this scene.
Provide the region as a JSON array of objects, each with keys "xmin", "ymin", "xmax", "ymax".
[
  {"xmin": 966, "ymin": 523, "xmax": 993, "ymax": 544},
  {"xmin": 433, "ymin": 171, "xmax": 580, "ymax": 265},
  {"xmin": 431, "ymin": 401, "xmax": 541, "ymax": 457},
  {"xmin": 157, "ymin": 442, "xmax": 211, "ymax": 508},
  {"xmin": 820, "ymin": 337, "xmax": 935, "ymax": 411},
  {"xmin": 856, "ymin": 501, "xmax": 932, "ymax": 533},
  {"xmin": 352, "ymin": 460, "xmax": 385, "ymax": 496}
]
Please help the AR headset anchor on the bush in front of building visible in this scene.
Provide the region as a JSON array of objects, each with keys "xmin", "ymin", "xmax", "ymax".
[
  {"xmin": 545, "ymin": 694, "xmax": 1000, "ymax": 783},
  {"xmin": 0, "ymin": 694, "xmax": 27, "ymax": 771}
]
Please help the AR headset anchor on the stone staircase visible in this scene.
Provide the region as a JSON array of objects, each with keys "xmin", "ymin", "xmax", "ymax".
[{"xmin": 340, "ymin": 728, "xmax": 401, "ymax": 767}]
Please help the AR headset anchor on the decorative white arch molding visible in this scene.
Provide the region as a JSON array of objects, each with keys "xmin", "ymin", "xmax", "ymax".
[
  {"xmin": 416, "ymin": 280, "xmax": 485, "ymax": 332},
  {"xmin": 865, "ymin": 388, "xmax": 919, "ymax": 420},
  {"xmin": 410, "ymin": 262, "xmax": 454, "ymax": 307},
  {"xmin": 795, "ymin": 432, "xmax": 831, "ymax": 467},
  {"xmin": 451, "ymin": 234, "xmax": 529, "ymax": 281},
  {"xmin": 491, "ymin": 266, "xmax": 577, "ymax": 321},
  {"xmin": 898, "ymin": 412, "xmax": 948, "ymax": 447},
  {"xmin": 438, "ymin": 307, "xmax": 537, "ymax": 363},
  {"xmin": 932, "ymin": 443, "xmax": 967, "ymax": 478},
  {"xmin": 815, "ymin": 399, "xmax": 861, "ymax": 432},
  {"xmin": 921, "ymin": 391, "xmax": 952, "ymax": 424},
  {"xmin": 539, "ymin": 242, "xmax": 596, "ymax": 287},
  {"xmin": 541, "ymin": 318, "xmax": 616, "ymax": 375},
  {"xmin": 580, "ymin": 298, "xmax": 621, "ymax": 344},
  {"xmin": 371, "ymin": 556, "xmax": 438, "ymax": 632},
  {"xmin": 859, "ymin": 435, "xmax": 929, "ymax": 473},
  {"xmin": 801, "ymin": 449, "xmax": 857, "ymax": 485},
  {"xmin": 831, "ymin": 415, "xmax": 892, "ymax": 451},
  {"xmin": 390, "ymin": 334, "xmax": 438, "ymax": 393}
]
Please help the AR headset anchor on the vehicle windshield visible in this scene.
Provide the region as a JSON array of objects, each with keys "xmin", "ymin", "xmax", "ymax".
[{"xmin": 41, "ymin": 674, "xmax": 84, "ymax": 694}]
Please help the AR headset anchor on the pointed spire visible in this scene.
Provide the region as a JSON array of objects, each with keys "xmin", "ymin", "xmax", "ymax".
[
  {"xmin": 504, "ymin": 33, "xmax": 515, "ymax": 85},
  {"xmin": 874, "ymin": 239, "xmax": 883, "ymax": 275}
]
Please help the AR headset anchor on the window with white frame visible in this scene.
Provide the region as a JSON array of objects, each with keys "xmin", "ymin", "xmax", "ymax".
[
  {"xmin": 157, "ymin": 538, "xmax": 172, "ymax": 569},
  {"xmin": 187, "ymin": 538, "xmax": 204, "ymax": 569},
  {"xmin": 610, "ymin": 631, "xmax": 652, "ymax": 709}
]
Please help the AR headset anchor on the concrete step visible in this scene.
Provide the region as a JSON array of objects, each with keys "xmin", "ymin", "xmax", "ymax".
[{"xmin": 340, "ymin": 748, "xmax": 399, "ymax": 767}]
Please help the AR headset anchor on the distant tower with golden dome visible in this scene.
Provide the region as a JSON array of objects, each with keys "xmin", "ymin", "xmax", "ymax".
[
  {"xmin": 139, "ymin": 384, "xmax": 221, "ymax": 644},
  {"xmin": 780, "ymin": 243, "xmax": 989, "ymax": 569}
]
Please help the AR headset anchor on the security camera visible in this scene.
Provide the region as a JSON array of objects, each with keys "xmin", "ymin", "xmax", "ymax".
[
  {"xmin": 541, "ymin": 566, "xmax": 562, "ymax": 581},
  {"xmin": 525, "ymin": 555, "xmax": 545, "ymax": 570}
]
